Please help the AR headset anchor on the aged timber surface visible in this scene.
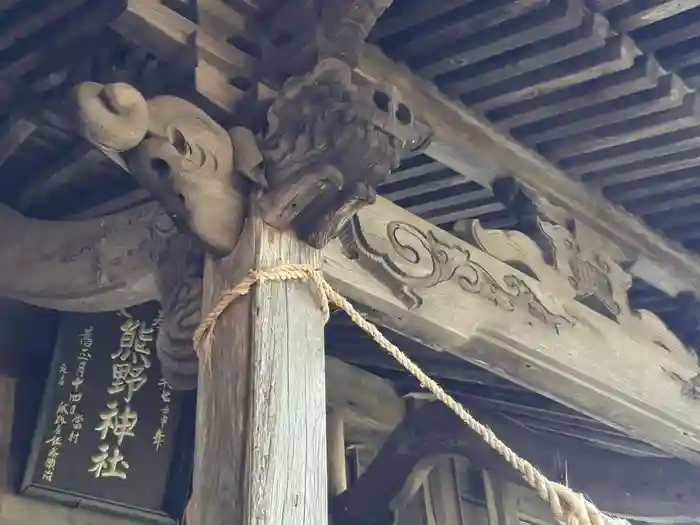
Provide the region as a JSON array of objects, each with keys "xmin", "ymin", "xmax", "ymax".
[
  {"xmin": 324, "ymin": 197, "xmax": 700, "ymax": 465},
  {"xmin": 191, "ymin": 213, "xmax": 327, "ymax": 525},
  {"xmin": 3, "ymin": 193, "xmax": 700, "ymax": 464}
]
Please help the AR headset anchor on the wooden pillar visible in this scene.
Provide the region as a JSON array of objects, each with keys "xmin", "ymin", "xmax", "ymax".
[
  {"xmin": 482, "ymin": 471, "xmax": 519, "ymax": 525},
  {"xmin": 190, "ymin": 210, "xmax": 327, "ymax": 525},
  {"xmin": 327, "ymin": 409, "xmax": 347, "ymax": 499}
]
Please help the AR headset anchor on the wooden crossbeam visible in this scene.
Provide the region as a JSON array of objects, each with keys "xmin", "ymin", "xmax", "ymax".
[
  {"xmin": 3, "ymin": 193, "xmax": 700, "ymax": 463},
  {"xmin": 322, "ymin": 197, "xmax": 700, "ymax": 465}
]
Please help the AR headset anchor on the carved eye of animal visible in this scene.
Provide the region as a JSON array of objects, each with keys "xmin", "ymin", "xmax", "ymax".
[{"xmin": 168, "ymin": 126, "xmax": 193, "ymax": 159}]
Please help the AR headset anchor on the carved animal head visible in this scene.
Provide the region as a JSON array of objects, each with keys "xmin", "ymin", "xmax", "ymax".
[
  {"xmin": 126, "ymin": 96, "xmax": 247, "ymax": 255},
  {"xmin": 257, "ymin": 59, "xmax": 417, "ymax": 248}
]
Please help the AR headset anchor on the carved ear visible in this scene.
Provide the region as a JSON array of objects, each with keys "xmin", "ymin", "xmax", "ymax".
[
  {"xmin": 125, "ymin": 95, "xmax": 249, "ymax": 255},
  {"xmin": 229, "ymin": 127, "xmax": 267, "ymax": 188}
]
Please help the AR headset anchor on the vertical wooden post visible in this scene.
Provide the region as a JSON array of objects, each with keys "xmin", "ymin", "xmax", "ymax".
[
  {"xmin": 190, "ymin": 211, "xmax": 327, "ymax": 525},
  {"xmin": 327, "ymin": 409, "xmax": 347, "ymax": 498},
  {"xmin": 483, "ymin": 471, "xmax": 519, "ymax": 525},
  {"xmin": 0, "ymin": 377, "xmax": 14, "ymax": 495}
]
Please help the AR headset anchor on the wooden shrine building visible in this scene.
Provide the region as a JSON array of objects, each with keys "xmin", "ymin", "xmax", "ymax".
[{"xmin": 4, "ymin": 1, "xmax": 700, "ymax": 525}]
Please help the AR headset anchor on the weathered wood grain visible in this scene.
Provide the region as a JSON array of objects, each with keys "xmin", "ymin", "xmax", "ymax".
[
  {"xmin": 327, "ymin": 409, "xmax": 347, "ymax": 498},
  {"xmin": 0, "ymin": 378, "xmax": 14, "ymax": 496},
  {"xmin": 482, "ymin": 471, "xmax": 519, "ymax": 525},
  {"xmin": 0, "ymin": 494, "xmax": 140, "ymax": 525},
  {"xmin": 0, "ymin": 202, "xmax": 169, "ymax": 312},
  {"xmin": 325, "ymin": 355, "xmax": 405, "ymax": 439},
  {"xmin": 190, "ymin": 212, "xmax": 327, "ymax": 525},
  {"xmin": 426, "ymin": 459, "xmax": 464, "ymax": 525},
  {"xmin": 354, "ymin": 46, "xmax": 700, "ymax": 297}
]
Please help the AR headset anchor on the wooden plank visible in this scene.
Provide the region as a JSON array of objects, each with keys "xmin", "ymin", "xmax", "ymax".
[
  {"xmin": 327, "ymin": 409, "xmax": 347, "ymax": 498},
  {"xmin": 426, "ymin": 458, "xmax": 463, "ymax": 525},
  {"xmin": 0, "ymin": 378, "xmax": 14, "ymax": 495},
  {"xmin": 190, "ymin": 212, "xmax": 327, "ymax": 525},
  {"xmin": 518, "ymin": 74, "xmax": 690, "ymax": 146},
  {"xmin": 440, "ymin": 10, "xmax": 611, "ymax": 95},
  {"xmin": 491, "ymin": 55, "xmax": 663, "ymax": 129},
  {"xmin": 112, "ymin": 0, "xmax": 252, "ymax": 115},
  {"xmin": 0, "ymin": 494, "xmax": 141, "ymax": 525},
  {"xmin": 325, "ymin": 356, "xmax": 405, "ymax": 440},
  {"xmin": 611, "ymin": 1, "xmax": 700, "ymax": 33}
]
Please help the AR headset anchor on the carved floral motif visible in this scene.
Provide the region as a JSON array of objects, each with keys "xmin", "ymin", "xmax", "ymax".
[
  {"xmin": 461, "ymin": 217, "xmax": 690, "ymax": 358},
  {"xmin": 339, "ymin": 216, "xmax": 572, "ymax": 331}
]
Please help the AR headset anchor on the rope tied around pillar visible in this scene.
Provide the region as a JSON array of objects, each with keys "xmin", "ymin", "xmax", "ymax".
[{"xmin": 193, "ymin": 263, "xmax": 629, "ymax": 525}]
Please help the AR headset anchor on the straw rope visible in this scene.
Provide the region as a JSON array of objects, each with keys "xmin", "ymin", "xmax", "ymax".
[{"xmin": 193, "ymin": 263, "xmax": 629, "ymax": 525}]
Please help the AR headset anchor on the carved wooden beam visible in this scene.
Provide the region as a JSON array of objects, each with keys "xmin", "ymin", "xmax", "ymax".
[
  {"xmin": 356, "ymin": 47, "xmax": 700, "ymax": 297},
  {"xmin": 3, "ymin": 194, "xmax": 700, "ymax": 462},
  {"xmin": 324, "ymin": 196, "xmax": 700, "ymax": 464},
  {"xmin": 331, "ymin": 402, "xmax": 700, "ymax": 524},
  {"xmin": 112, "ymin": 0, "xmax": 700, "ymax": 297},
  {"xmin": 163, "ymin": 4, "xmax": 412, "ymax": 523}
]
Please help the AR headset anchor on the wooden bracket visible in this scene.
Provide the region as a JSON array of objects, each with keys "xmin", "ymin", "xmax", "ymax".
[{"xmin": 70, "ymin": 82, "xmax": 249, "ymax": 256}]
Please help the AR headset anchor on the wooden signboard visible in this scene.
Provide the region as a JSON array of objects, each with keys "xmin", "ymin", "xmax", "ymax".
[{"xmin": 21, "ymin": 302, "xmax": 191, "ymax": 523}]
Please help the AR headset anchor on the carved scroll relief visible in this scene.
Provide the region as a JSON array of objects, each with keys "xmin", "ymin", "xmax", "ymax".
[
  {"xmin": 459, "ymin": 216, "xmax": 691, "ymax": 360},
  {"xmin": 339, "ymin": 212, "xmax": 573, "ymax": 333}
]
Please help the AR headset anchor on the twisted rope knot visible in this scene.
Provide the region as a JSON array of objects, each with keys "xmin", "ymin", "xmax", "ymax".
[{"xmin": 194, "ymin": 264, "xmax": 630, "ymax": 525}]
